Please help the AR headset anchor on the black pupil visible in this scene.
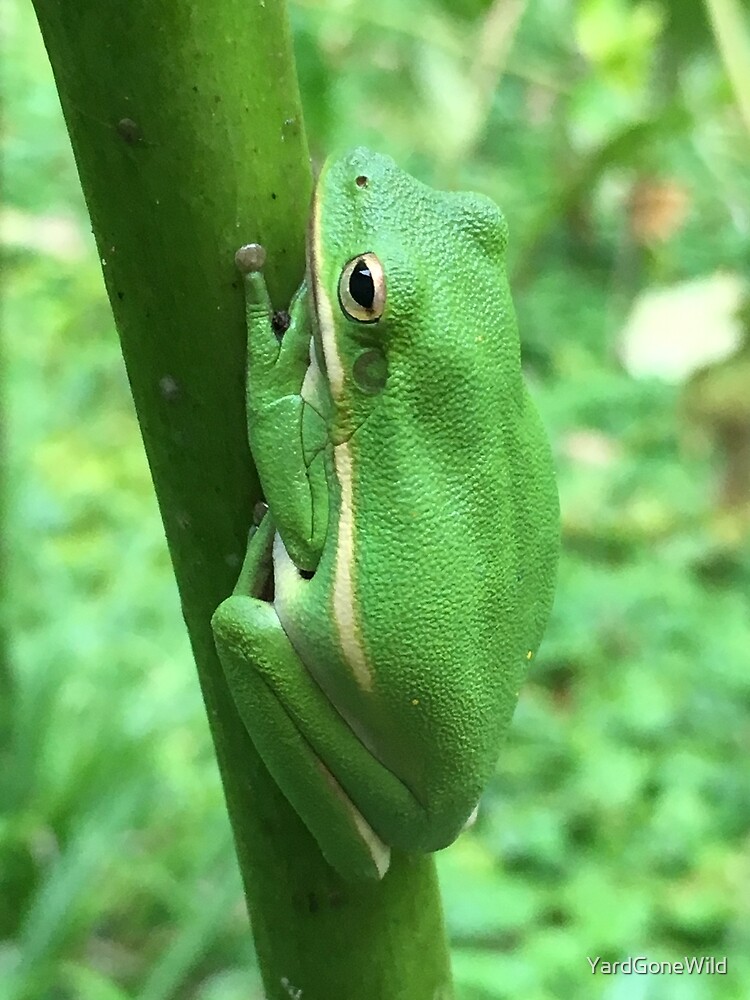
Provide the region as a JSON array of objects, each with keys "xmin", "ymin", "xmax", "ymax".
[{"xmin": 349, "ymin": 260, "xmax": 375, "ymax": 309}]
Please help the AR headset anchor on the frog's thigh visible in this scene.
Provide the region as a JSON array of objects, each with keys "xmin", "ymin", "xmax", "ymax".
[{"xmin": 212, "ymin": 596, "xmax": 390, "ymax": 881}]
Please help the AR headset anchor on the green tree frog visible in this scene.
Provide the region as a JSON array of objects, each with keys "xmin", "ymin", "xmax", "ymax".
[{"xmin": 211, "ymin": 148, "xmax": 559, "ymax": 881}]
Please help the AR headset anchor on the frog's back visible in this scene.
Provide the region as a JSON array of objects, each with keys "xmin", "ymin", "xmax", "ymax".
[{"xmin": 343, "ymin": 315, "xmax": 558, "ymax": 809}]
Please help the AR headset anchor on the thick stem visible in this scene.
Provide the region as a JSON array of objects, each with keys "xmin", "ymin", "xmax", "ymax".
[{"xmin": 30, "ymin": 2, "xmax": 453, "ymax": 997}]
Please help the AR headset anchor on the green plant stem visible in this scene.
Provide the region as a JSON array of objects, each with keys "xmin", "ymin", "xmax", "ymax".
[{"xmin": 29, "ymin": 2, "xmax": 452, "ymax": 998}]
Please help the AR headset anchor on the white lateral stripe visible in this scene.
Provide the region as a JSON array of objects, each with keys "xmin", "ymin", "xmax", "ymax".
[
  {"xmin": 311, "ymin": 197, "xmax": 344, "ymax": 400},
  {"xmin": 333, "ymin": 442, "xmax": 373, "ymax": 692},
  {"xmin": 319, "ymin": 760, "xmax": 391, "ymax": 878}
]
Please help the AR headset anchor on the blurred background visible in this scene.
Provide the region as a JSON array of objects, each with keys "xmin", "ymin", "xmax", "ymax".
[{"xmin": 3, "ymin": 0, "xmax": 750, "ymax": 998}]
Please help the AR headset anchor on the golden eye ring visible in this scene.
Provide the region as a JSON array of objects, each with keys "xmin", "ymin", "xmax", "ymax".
[{"xmin": 338, "ymin": 253, "xmax": 386, "ymax": 323}]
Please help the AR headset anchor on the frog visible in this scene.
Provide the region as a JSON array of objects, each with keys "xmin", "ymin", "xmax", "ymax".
[{"xmin": 211, "ymin": 147, "xmax": 559, "ymax": 881}]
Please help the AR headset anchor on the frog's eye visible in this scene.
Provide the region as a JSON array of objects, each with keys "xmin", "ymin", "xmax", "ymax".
[{"xmin": 338, "ymin": 253, "xmax": 385, "ymax": 323}]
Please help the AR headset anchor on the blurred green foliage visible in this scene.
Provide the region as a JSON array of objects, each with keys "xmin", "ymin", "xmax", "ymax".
[{"xmin": 3, "ymin": 0, "xmax": 750, "ymax": 998}]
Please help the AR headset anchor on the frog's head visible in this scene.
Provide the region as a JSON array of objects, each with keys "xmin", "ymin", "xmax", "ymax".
[{"xmin": 307, "ymin": 147, "xmax": 515, "ymax": 447}]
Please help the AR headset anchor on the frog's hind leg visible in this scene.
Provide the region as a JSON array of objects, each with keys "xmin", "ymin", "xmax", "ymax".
[
  {"xmin": 230, "ymin": 505, "xmax": 275, "ymax": 600},
  {"xmin": 211, "ymin": 515, "xmax": 390, "ymax": 881}
]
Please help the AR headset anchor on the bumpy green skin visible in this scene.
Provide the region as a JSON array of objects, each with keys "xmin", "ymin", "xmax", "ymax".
[{"xmin": 212, "ymin": 148, "xmax": 559, "ymax": 881}]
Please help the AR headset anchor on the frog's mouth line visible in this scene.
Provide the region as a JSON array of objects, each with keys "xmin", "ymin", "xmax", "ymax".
[
  {"xmin": 306, "ymin": 194, "xmax": 380, "ymax": 448},
  {"xmin": 307, "ymin": 192, "xmax": 344, "ymax": 403}
]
